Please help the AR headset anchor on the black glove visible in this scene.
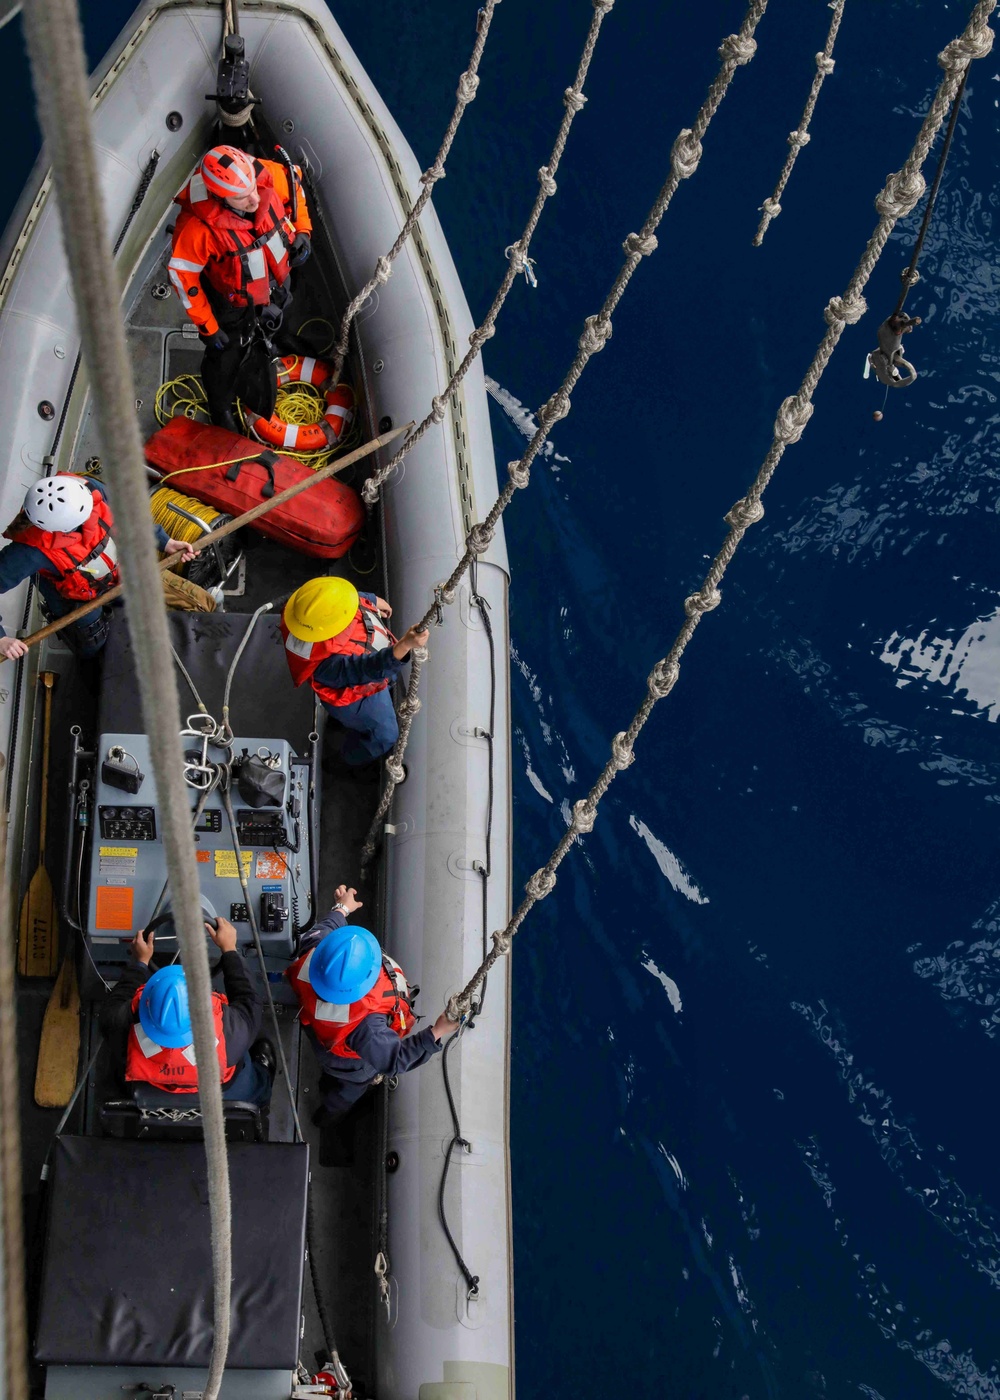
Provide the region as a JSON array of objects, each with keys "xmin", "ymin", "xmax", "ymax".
[
  {"xmin": 270, "ymin": 279, "xmax": 291, "ymax": 310},
  {"xmin": 258, "ymin": 304, "xmax": 283, "ymax": 335},
  {"xmin": 288, "ymin": 232, "xmax": 311, "ymax": 268},
  {"xmin": 201, "ymin": 328, "xmax": 230, "ymax": 352}
]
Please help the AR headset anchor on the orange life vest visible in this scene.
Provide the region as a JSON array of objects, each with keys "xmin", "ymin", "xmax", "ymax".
[
  {"xmin": 285, "ymin": 948, "xmax": 413, "ymax": 1060},
  {"xmin": 173, "ymin": 161, "xmax": 292, "ymax": 310},
  {"xmin": 5, "ymin": 478, "xmax": 120, "ymax": 602},
  {"xmin": 281, "ymin": 598, "xmax": 395, "ymax": 707},
  {"xmin": 124, "ymin": 986, "xmax": 235, "ymax": 1092}
]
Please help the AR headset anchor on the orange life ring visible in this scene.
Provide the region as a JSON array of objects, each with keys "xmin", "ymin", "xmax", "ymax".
[{"xmin": 249, "ymin": 355, "xmax": 356, "ymax": 452}]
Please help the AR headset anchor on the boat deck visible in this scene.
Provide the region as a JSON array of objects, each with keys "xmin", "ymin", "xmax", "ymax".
[{"xmin": 16, "ymin": 180, "xmax": 387, "ymax": 1394}]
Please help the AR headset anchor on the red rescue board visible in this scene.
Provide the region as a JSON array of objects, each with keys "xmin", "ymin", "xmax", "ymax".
[{"xmin": 144, "ymin": 418, "xmax": 365, "ymax": 559}]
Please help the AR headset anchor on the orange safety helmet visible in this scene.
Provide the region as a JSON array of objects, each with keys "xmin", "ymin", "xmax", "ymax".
[{"xmin": 199, "ymin": 145, "xmax": 257, "ymax": 201}]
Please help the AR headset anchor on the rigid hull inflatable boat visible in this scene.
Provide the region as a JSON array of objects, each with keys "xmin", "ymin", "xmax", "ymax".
[{"xmin": 1, "ymin": 3, "xmax": 513, "ymax": 1397}]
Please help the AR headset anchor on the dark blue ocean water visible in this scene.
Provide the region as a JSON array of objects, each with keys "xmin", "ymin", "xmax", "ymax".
[{"xmin": 7, "ymin": 2, "xmax": 1000, "ymax": 1396}]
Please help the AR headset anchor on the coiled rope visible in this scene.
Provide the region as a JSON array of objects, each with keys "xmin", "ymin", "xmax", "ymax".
[
  {"xmin": 441, "ymin": 0, "xmax": 997, "ymax": 1023},
  {"xmin": 359, "ymin": 0, "xmax": 770, "ymax": 872},
  {"xmin": 154, "ymin": 370, "xmax": 362, "ymax": 473},
  {"xmin": 360, "ymin": 0, "xmax": 616, "ymax": 508},
  {"xmin": 150, "ymin": 487, "xmax": 226, "ymax": 545},
  {"xmin": 327, "ymin": 0, "xmax": 501, "ymax": 387},
  {"xmin": 21, "ymin": 1, "xmax": 234, "ymax": 1395},
  {"xmin": 753, "ymin": 0, "xmax": 845, "ymax": 246}
]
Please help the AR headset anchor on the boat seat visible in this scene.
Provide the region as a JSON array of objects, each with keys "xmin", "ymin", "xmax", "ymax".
[{"xmin": 99, "ymin": 1094, "xmax": 267, "ymax": 1143}]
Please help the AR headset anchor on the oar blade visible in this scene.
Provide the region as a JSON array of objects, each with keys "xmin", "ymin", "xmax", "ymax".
[
  {"xmin": 18, "ymin": 864, "xmax": 59, "ymax": 977},
  {"xmin": 34, "ymin": 955, "xmax": 81, "ymax": 1108}
]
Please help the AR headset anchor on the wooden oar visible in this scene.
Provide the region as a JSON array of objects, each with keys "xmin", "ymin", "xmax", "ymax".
[
  {"xmin": 17, "ymin": 671, "xmax": 59, "ymax": 977},
  {"xmin": 19, "ymin": 420, "xmax": 412, "ymax": 651},
  {"xmin": 34, "ymin": 947, "xmax": 80, "ymax": 1108}
]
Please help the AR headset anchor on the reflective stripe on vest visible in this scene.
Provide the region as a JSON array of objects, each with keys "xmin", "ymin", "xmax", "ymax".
[
  {"xmin": 286, "ymin": 947, "xmax": 413, "ymax": 1060},
  {"xmin": 125, "ymin": 986, "xmax": 235, "ymax": 1091},
  {"xmin": 174, "ymin": 165, "xmax": 292, "ymax": 309},
  {"xmin": 5, "ymin": 477, "xmax": 121, "ymax": 603},
  {"xmin": 281, "ymin": 600, "xmax": 395, "ymax": 707}
]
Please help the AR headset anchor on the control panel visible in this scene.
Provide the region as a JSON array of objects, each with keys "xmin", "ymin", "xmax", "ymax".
[
  {"xmin": 86, "ymin": 732, "xmax": 313, "ymax": 964},
  {"xmin": 98, "ymin": 806, "xmax": 157, "ymax": 842},
  {"xmin": 236, "ymin": 809, "xmax": 290, "ymax": 849}
]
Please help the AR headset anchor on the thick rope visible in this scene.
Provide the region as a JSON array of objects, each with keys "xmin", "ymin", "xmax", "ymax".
[
  {"xmin": 327, "ymin": 0, "xmax": 501, "ymax": 386},
  {"xmin": 21, "ymin": 3, "xmax": 233, "ymax": 1395},
  {"xmin": 361, "ymin": 0, "xmax": 617, "ymax": 508},
  {"xmin": 443, "ymin": 0, "xmax": 996, "ymax": 1020},
  {"xmin": 893, "ymin": 64, "xmax": 970, "ymax": 316},
  {"xmin": 0, "ymin": 821, "xmax": 28, "ymax": 1400},
  {"xmin": 359, "ymin": 0, "xmax": 770, "ymax": 871},
  {"xmin": 753, "ymin": 0, "xmax": 845, "ymax": 245}
]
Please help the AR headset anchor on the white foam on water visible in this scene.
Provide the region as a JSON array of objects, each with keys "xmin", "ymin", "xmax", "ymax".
[
  {"xmin": 641, "ymin": 955, "xmax": 683, "ymax": 1014},
  {"xmin": 880, "ymin": 608, "xmax": 1000, "ymax": 721},
  {"xmin": 629, "ymin": 815, "xmax": 709, "ymax": 904},
  {"xmin": 484, "ymin": 375, "xmax": 571, "ymax": 463},
  {"xmin": 514, "ymin": 728, "xmax": 552, "ymax": 803}
]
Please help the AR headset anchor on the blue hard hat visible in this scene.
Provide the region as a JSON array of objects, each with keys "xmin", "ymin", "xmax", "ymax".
[
  {"xmin": 138, "ymin": 965, "xmax": 192, "ymax": 1048},
  {"xmin": 310, "ymin": 925, "xmax": 381, "ymax": 1004}
]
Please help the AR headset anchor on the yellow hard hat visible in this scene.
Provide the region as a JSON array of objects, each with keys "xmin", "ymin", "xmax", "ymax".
[{"xmin": 283, "ymin": 577, "xmax": 359, "ymax": 642}]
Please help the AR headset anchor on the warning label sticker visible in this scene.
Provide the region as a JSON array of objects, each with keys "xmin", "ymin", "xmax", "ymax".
[
  {"xmin": 255, "ymin": 851, "xmax": 287, "ymax": 880},
  {"xmin": 95, "ymin": 885, "xmax": 134, "ymax": 931},
  {"xmin": 99, "ymin": 846, "xmax": 137, "ymax": 877},
  {"xmin": 195, "ymin": 850, "xmax": 210, "ymax": 864},
  {"xmin": 214, "ymin": 849, "xmax": 252, "ymax": 879}
]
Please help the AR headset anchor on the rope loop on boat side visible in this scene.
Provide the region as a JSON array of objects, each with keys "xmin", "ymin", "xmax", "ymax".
[
  {"xmin": 754, "ymin": 0, "xmax": 846, "ymax": 245},
  {"xmin": 326, "ymin": 0, "xmax": 502, "ymax": 387},
  {"xmin": 438, "ymin": 0, "xmax": 998, "ymax": 1023}
]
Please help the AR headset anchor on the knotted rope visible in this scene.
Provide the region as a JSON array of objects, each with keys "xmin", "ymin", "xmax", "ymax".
[
  {"xmin": 21, "ymin": 2, "xmax": 233, "ymax": 1396},
  {"xmin": 893, "ymin": 63, "xmax": 971, "ymax": 316},
  {"xmin": 359, "ymin": 0, "xmax": 771, "ymax": 872},
  {"xmin": 326, "ymin": 0, "xmax": 500, "ymax": 387},
  {"xmin": 754, "ymin": 0, "xmax": 845, "ymax": 245},
  {"xmin": 360, "ymin": 0, "xmax": 617, "ymax": 508},
  {"xmin": 441, "ymin": 0, "xmax": 996, "ymax": 1022}
]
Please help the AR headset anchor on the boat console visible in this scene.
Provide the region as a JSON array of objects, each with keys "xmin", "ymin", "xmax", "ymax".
[{"xmin": 77, "ymin": 609, "xmax": 318, "ymax": 977}]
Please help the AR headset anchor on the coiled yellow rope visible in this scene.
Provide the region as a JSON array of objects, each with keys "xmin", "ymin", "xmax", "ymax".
[
  {"xmin": 150, "ymin": 487, "xmax": 225, "ymax": 545},
  {"xmin": 154, "ymin": 367, "xmax": 363, "ymax": 474}
]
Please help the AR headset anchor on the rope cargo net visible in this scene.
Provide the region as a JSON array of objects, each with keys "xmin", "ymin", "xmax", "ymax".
[
  {"xmin": 354, "ymin": 0, "xmax": 996, "ymax": 1035},
  {"xmin": 1, "ymin": 0, "xmax": 995, "ymax": 1394},
  {"xmin": 359, "ymin": 0, "xmax": 771, "ymax": 872}
]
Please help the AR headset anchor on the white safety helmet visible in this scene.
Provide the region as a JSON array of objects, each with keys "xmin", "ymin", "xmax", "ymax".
[{"xmin": 23, "ymin": 475, "xmax": 94, "ymax": 533}]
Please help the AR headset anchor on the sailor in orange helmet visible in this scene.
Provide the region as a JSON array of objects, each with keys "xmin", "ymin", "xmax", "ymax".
[{"xmin": 168, "ymin": 144, "xmax": 313, "ymax": 429}]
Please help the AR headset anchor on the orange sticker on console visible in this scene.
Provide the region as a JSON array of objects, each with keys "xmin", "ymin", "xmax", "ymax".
[
  {"xmin": 255, "ymin": 851, "xmax": 287, "ymax": 880},
  {"xmin": 195, "ymin": 850, "xmax": 210, "ymax": 863},
  {"xmin": 95, "ymin": 885, "xmax": 134, "ymax": 931}
]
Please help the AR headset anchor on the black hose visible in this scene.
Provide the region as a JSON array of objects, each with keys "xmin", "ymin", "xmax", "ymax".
[
  {"xmin": 437, "ymin": 1029, "xmax": 479, "ymax": 1298},
  {"xmin": 894, "ymin": 67, "xmax": 969, "ymax": 316},
  {"xmin": 306, "ymin": 1186, "xmax": 339, "ymax": 1359},
  {"xmin": 470, "ymin": 562, "xmax": 496, "ymax": 1013},
  {"xmin": 274, "ymin": 142, "xmax": 298, "ymax": 226},
  {"xmin": 376, "ymin": 1076, "xmax": 390, "ymax": 1268},
  {"xmin": 220, "ymin": 784, "xmax": 302, "ymax": 1142},
  {"xmin": 435, "ymin": 561, "xmax": 497, "ymax": 1296}
]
